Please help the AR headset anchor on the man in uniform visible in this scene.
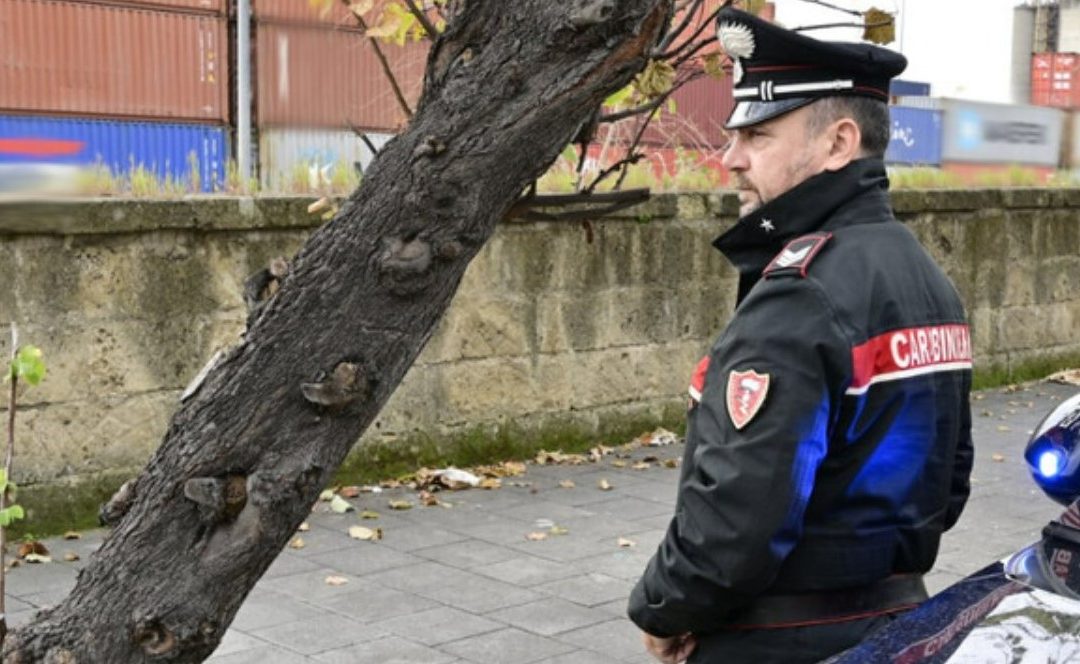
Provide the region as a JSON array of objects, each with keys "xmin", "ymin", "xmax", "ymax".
[{"xmin": 628, "ymin": 7, "xmax": 974, "ymax": 663}]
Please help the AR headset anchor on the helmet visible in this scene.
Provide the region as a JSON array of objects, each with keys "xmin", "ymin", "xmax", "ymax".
[{"xmin": 1025, "ymin": 392, "xmax": 1080, "ymax": 506}]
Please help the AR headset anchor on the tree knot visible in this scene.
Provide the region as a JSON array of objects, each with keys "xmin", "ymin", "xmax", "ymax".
[
  {"xmin": 301, "ymin": 361, "xmax": 376, "ymax": 409},
  {"xmin": 133, "ymin": 619, "xmax": 177, "ymax": 657}
]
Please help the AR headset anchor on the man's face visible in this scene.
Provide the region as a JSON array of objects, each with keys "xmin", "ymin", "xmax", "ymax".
[{"xmin": 721, "ymin": 106, "xmax": 832, "ymax": 217}]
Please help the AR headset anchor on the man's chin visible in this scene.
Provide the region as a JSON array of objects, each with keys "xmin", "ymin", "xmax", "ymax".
[{"xmin": 738, "ymin": 200, "xmax": 761, "ymax": 217}]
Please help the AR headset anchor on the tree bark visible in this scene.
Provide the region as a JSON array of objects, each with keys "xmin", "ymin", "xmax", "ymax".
[{"xmin": 3, "ymin": 1, "xmax": 671, "ymax": 661}]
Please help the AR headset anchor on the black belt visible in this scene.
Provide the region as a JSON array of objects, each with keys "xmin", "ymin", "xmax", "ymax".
[{"xmin": 724, "ymin": 574, "xmax": 928, "ymax": 630}]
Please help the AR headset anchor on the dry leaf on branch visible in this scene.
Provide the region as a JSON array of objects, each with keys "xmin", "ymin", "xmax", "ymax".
[{"xmin": 862, "ymin": 8, "xmax": 895, "ymax": 45}]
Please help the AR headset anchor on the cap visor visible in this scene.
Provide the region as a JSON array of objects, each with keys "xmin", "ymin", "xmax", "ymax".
[{"xmin": 724, "ymin": 98, "xmax": 816, "ymax": 129}]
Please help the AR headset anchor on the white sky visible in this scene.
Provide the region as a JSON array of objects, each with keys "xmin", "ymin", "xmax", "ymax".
[{"xmin": 772, "ymin": 0, "xmax": 1026, "ymax": 103}]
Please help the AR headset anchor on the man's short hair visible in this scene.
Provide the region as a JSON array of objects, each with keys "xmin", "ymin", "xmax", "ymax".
[{"xmin": 806, "ymin": 97, "xmax": 891, "ymax": 158}]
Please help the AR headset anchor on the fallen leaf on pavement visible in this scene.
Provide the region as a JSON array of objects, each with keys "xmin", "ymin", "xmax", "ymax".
[
  {"xmin": 611, "ymin": 460, "xmax": 627, "ymax": 468},
  {"xmin": 318, "ymin": 489, "xmax": 336, "ymax": 502},
  {"xmin": 558, "ymin": 480, "xmax": 576, "ymax": 489},
  {"xmin": 64, "ymin": 552, "xmax": 80, "ymax": 562},
  {"xmin": 663, "ymin": 458, "xmax": 680, "ymax": 469},
  {"xmin": 617, "ymin": 537, "xmax": 636, "ymax": 548},
  {"xmin": 996, "ymin": 425, "xmax": 1011, "ymax": 432},
  {"xmin": 1047, "ymin": 368, "xmax": 1080, "ymax": 386},
  {"xmin": 992, "ymin": 453, "xmax": 1005, "ymax": 462},
  {"xmin": 632, "ymin": 462, "xmax": 652, "ymax": 470},
  {"xmin": 339, "ymin": 486, "xmax": 362, "ymax": 498},
  {"xmin": 23, "ymin": 554, "xmax": 51, "ymax": 564},
  {"xmin": 526, "ymin": 531, "xmax": 548, "ymax": 541},
  {"xmin": 62, "ymin": 531, "xmax": 81, "ymax": 540},
  {"xmin": 348, "ymin": 525, "xmax": 383, "ymax": 542},
  {"xmin": 360, "ymin": 510, "xmax": 380, "ymax": 520},
  {"xmin": 642, "ymin": 427, "xmax": 678, "ymax": 447},
  {"xmin": 598, "ymin": 479, "xmax": 613, "ymax": 491},
  {"xmin": 18, "ymin": 541, "xmax": 48, "ymax": 558},
  {"xmin": 330, "ymin": 495, "xmax": 356, "ymax": 513},
  {"xmin": 389, "ymin": 500, "xmax": 414, "ymax": 511},
  {"xmin": 479, "ymin": 478, "xmax": 502, "ymax": 490},
  {"xmin": 549, "ymin": 525, "xmax": 569, "ymax": 536},
  {"xmin": 289, "ymin": 537, "xmax": 305, "ymax": 549},
  {"xmin": 419, "ymin": 490, "xmax": 442, "ymax": 507},
  {"xmin": 298, "ymin": 522, "xmax": 311, "ymax": 532},
  {"xmin": 325, "ymin": 575, "xmax": 349, "ymax": 586}
]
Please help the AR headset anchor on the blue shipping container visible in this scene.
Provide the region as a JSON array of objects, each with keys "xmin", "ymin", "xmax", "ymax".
[
  {"xmin": 886, "ymin": 106, "xmax": 943, "ymax": 166},
  {"xmin": 0, "ymin": 115, "xmax": 228, "ymax": 192},
  {"xmin": 890, "ymin": 79, "xmax": 932, "ymax": 97}
]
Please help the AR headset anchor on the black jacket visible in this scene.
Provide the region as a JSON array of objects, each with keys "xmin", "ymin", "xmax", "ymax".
[{"xmin": 628, "ymin": 158, "xmax": 973, "ymax": 637}]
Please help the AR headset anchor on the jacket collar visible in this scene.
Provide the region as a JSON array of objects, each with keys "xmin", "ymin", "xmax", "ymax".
[{"xmin": 713, "ymin": 158, "xmax": 891, "ymax": 301}]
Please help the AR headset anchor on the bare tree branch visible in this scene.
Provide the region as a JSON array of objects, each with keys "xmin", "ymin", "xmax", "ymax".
[
  {"xmin": 659, "ymin": 3, "xmax": 724, "ymax": 60},
  {"xmin": 793, "ymin": 0, "xmax": 863, "ymax": 18},
  {"xmin": 792, "ymin": 20, "xmax": 892, "ymax": 33},
  {"xmin": 341, "ymin": 0, "xmax": 414, "ymax": 119},
  {"xmin": 598, "ymin": 94, "xmax": 668, "ymax": 125},
  {"xmin": 583, "ymin": 153, "xmax": 646, "ymax": 194},
  {"xmin": 401, "ymin": 0, "xmax": 439, "ymax": 40},
  {"xmin": 655, "ymin": 0, "xmax": 705, "ymax": 55},
  {"xmin": 506, "ymin": 188, "xmax": 651, "ymax": 221}
]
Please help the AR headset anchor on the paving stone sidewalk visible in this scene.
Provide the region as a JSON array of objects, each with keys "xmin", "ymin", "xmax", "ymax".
[{"xmin": 6, "ymin": 380, "xmax": 1077, "ymax": 663}]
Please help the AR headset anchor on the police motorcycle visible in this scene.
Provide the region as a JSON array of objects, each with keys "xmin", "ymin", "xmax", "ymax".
[{"xmin": 829, "ymin": 393, "xmax": 1080, "ymax": 663}]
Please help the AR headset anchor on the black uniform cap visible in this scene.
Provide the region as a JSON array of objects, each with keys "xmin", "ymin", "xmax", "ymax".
[{"xmin": 716, "ymin": 7, "xmax": 907, "ymax": 129}]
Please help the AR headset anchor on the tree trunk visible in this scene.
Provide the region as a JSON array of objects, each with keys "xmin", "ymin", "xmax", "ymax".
[{"xmin": 3, "ymin": 1, "xmax": 671, "ymax": 661}]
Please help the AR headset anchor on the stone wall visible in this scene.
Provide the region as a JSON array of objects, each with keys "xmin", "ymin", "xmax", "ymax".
[{"xmin": 0, "ymin": 189, "xmax": 1078, "ymax": 491}]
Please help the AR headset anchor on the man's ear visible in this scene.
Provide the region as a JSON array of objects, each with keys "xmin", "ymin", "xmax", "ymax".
[{"xmin": 822, "ymin": 118, "xmax": 862, "ymax": 171}]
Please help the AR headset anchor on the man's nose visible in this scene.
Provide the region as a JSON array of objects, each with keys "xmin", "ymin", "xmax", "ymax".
[{"xmin": 721, "ymin": 138, "xmax": 746, "ymax": 172}]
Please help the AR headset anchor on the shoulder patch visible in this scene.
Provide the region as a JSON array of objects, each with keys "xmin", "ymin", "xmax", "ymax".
[{"xmin": 763, "ymin": 232, "xmax": 832, "ymax": 279}]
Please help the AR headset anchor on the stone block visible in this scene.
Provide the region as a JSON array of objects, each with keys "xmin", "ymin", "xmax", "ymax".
[
  {"xmin": 420, "ymin": 294, "xmax": 535, "ymax": 363},
  {"xmin": 9, "ymin": 391, "xmax": 174, "ymax": 483},
  {"xmin": 1002, "ymin": 263, "xmax": 1036, "ymax": 308}
]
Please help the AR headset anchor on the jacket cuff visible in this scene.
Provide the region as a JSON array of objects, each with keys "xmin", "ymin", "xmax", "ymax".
[{"xmin": 627, "ymin": 577, "xmax": 679, "ymax": 638}]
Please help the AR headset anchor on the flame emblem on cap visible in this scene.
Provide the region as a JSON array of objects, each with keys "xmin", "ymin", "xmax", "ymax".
[{"xmin": 717, "ymin": 21, "xmax": 755, "ymax": 84}]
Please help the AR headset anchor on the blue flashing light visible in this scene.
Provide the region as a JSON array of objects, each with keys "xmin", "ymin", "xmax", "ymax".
[{"xmin": 1039, "ymin": 449, "xmax": 1065, "ymax": 479}]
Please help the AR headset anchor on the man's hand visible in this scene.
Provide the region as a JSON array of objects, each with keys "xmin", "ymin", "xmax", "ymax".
[{"xmin": 641, "ymin": 630, "xmax": 697, "ymax": 663}]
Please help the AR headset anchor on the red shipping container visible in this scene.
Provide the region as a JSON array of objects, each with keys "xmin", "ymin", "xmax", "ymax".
[
  {"xmin": 255, "ymin": 22, "xmax": 427, "ymax": 130},
  {"xmin": 110, "ymin": 0, "xmax": 225, "ymax": 14},
  {"xmin": 0, "ymin": 0, "xmax": 228, "ymax": 122},
  {"xmin": 254, "ymin": 0, "xmax": 408, "ymax": 27},
  {"xmin": 639, "ymin": 73, "xmax": 734, "ymax": 150},
  {"xmin": 1031, "ymin": 52, "xmax": 1080, "ymax": 109}
]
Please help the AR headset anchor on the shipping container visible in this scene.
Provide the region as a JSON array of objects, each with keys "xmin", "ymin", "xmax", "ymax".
[
  {"xmin": 0, "ymin": 0, "xmax": 228, "ymax": 122},
  {"xmin": 114, "ymin": 0, "xmax": 224, "ymax": 14},
  {"xmin": 258, "ymin": 127, "xmax": 392, "ymax": 190},
  {"xmin": 886, "ymin": 106, "xmax": 943, "ymax": 166},
  {"xmin": 639, "ymin": 74, "xmax": 733, "ymax": 149},
  {"xmin": 1031, "ymin": 52, "xmax": 1080, "ymax": 109},
  {"xmin": 255, "ymin": 22, "xmax": 427, "ymax": 129},
  {"xmin": 254, "ymin": 0, "xmax": 356, "ymax": 25},
  {"xmin": 0, "ymin": 114, "xmax": 228, "ymax": 192},
  {"xmin": 890, "ymin": 79, "xmax": 931, "ymax": 97},
  {"xmin": 940, "ymin": 98, "xmax": 1064, "ymax": 167}
]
